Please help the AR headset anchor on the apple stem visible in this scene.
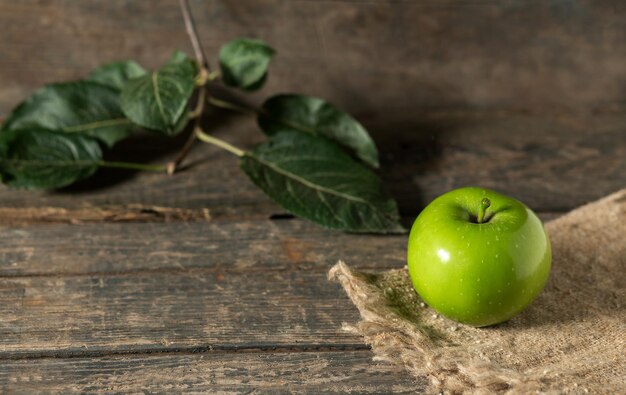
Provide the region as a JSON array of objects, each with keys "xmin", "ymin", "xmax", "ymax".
[{"xmin": 477, "ymin": 198, "xmax": 491, "ymax": 223}]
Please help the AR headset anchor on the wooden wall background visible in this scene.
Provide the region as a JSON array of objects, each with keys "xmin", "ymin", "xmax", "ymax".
[
  {"xmin": 0, "ymin": 0, "xmax": 624, "ymax": 217},
  {"xmin": 2, "ymin": 0, "xmax": 626, "ymax": 114}
]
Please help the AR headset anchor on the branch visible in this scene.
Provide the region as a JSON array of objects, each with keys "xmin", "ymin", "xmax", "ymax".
[
  {"xmin": 168, "ymin": 0, "xmax": 211, "ymax": 175},
  {"xmin": 179, "ymin": 0, "xmax": 209, "ymax": 70},
  {"xmin": 166, "ymin": 86, "xmax": 207, "ymax": 175}
]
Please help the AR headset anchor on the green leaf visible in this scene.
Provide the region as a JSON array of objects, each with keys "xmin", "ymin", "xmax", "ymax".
[
  {"xmin": 166, "ymin": 50, "xmax": 193, "ymax": 66},
  {"xmin": 258, "ymin": 94, "xmax": 380, "ymax": 168},
  {"xmin": 88, "ymin": 60, "xmax": 147, "ymax": 91},
  {"xmin": 219, "ymin": 38, "xmax": 275, "ymax": 91},
  {"xmin": 240, "ymin": 131, "xmax": 404, "ymax": 234},
  {"xmin": 0, "ymin": 129, "xmax": 102, "ymax": 189},
  {"xmin": 120, "ymin": 52, "xmax": 196, "ymax": 135},
  {"xmin": 1, "ymin": 82, "xmax": 135, "ymax": 148}
]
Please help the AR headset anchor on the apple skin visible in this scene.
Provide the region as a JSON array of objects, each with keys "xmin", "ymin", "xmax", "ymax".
[{"xmin": 407, "ymin": 187, "xmax": 551, "ymax": 327}]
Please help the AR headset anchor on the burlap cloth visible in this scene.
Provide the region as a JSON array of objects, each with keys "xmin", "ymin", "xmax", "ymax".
[{"xmin": 329, "ymin": 189, "xmax": 625, "ymax": 394}]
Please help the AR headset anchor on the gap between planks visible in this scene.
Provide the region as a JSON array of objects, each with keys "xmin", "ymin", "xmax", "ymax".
[
  {"xmin": 0, "ymin": 343, "xmax": 370, "ymax": 361},
  {"xmin": 0, "ymin": 264, "xmax": 391, "ymax": 279}
]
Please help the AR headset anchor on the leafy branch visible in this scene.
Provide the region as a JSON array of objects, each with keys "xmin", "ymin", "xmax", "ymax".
[{"xmin": 0, "ymin": 1, "xmax": 405, "ymax": 234}]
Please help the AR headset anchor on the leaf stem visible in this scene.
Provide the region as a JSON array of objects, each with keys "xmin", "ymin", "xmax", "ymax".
[
  {"xmin": 195, "ymin": 127, "xmax": 245, "ymax": 157},
  {"xmin": 207, "ymin": 96, "xmax": 258, "ymax": 117},
  {"xmin": 98, "ymin": 161, "xmax": 168, "ymax": 172}
]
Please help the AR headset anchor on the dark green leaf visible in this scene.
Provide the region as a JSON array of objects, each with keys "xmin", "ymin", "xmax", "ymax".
[
  {"xmin": 240, "ymin": 131, "xmax": 404, "ymax": 233},
  {"xmin": 1, "ymin": 82, "xmax": 135, "ymax": 148},
  {"xmin": 0, "ymin": 129, "xmax": 102, "ymax": 189},
  {"xmin": 120, "ymin": 52, "xmax": 196, "ymax": 135},
  {"xmin": 258, "ymin": 94, "xmax": 379, "ymax": 168},
  {"xmin": 219, "ymin": 38, "xmax": 275, "ymax": 91},
  {"xmin": 88, "ymin": 60, "xmax": 147, "ymax": 91},
  {"xmin": 166, "ymin": 50, "xmax": 194, "ymax": 66}
]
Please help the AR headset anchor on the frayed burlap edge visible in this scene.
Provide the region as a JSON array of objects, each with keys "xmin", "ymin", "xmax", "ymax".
[{"xmin": 329, "ymin": 189, "xmax": 626, "ymax": 394}]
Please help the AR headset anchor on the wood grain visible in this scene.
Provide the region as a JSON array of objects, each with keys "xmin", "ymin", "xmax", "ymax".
[
  {"xmin": 1, "ymin": 1, "xmax": 625, "ymax": 114},
  {"xmin": 0, "ymin": 219, "xmax": 405, "ymax": 277},
  {"xmin": 0, "ymin": 351, "xmax": 426, "ymax": 393},
  {"xmin": 0, "ymin": 269, "xmax": 366, "ymax": 358}
]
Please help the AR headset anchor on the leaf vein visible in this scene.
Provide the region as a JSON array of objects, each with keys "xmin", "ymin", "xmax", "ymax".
[
  {"xmin": 62, "ymin": 118, "xmax": 131, "ymax": 133},
  {"xmin": 249, "ymin": 154, "xmax": 369, "ymax": 205},
  {"xmin": 151, "ymin": 72, "xmax": 167, "ymax": 127}
]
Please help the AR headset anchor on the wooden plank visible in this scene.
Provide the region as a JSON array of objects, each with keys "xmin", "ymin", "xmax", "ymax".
[
  {"xmin": 0, "ymin": 351, "xmax": 426, "ymax": 393},
  {"xmin": 0, "ymin": 113, "xmax": 622, "ymax": 218},
  {"xmin": 0, "ymin": 219, "xmax": 408, "ymax": 276},
  {"xmin": 0, "ymin": 214, "xmax": 564, "ymax": 277},
  {"xmin": 1, "ymin": 1, "xmax": 625, "ymax": 114},
  {"xmin": 0, "ymin": 269, "xmax": 366, "ymax": 357}
]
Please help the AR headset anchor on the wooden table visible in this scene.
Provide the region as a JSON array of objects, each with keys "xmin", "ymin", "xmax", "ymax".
[{"xmin": 0, "ymin": 1, "xmax": 624, "ymax": 392}]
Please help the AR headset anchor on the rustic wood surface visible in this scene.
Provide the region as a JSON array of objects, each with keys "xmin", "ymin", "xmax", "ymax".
[
  {"xmin": 0, "ymin": 0, "xmax": 624, "ymax": 393},
  {"xmin": 0, "ymin": 352, "xmax": 427, "ymax": 394}
]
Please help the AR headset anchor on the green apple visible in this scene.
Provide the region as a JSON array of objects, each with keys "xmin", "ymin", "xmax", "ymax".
[{"xmin": 407, "ymin": 187, "xmax": 551, "ymax": 327}]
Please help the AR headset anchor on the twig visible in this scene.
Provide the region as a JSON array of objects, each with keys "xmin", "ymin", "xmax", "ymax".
[
  {"xmin": 179, "ymin": 0, "xmax": 209, "ymax": 70},
  {"xmin": 166, "ymin": 87, "xmax": 207, "ymax": 175},
  {"xmin": 167, "ymin": 0, "xmax": 211, "ymax": 175}
]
